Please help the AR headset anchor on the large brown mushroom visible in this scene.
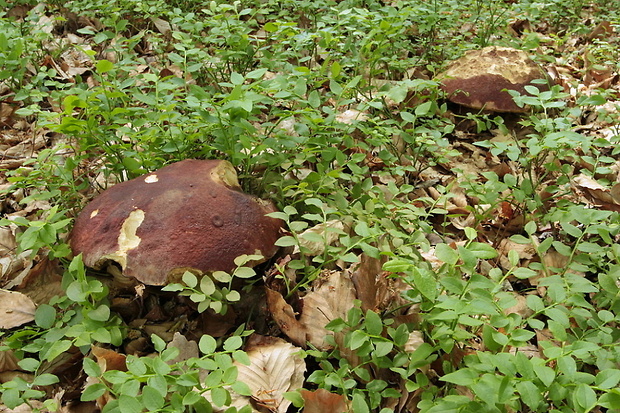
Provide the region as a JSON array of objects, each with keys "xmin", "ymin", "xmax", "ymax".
[
  {"xmin": 437, "ymin": 46, "xmax": 551, "ymax": 113},
  {"xmin": 70, "ymin": 159, "xmax": 283, "ymax": 286}
]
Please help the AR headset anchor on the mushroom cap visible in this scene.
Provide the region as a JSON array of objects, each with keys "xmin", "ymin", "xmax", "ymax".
[
  {"xmin": 70, "ymin": 159, "xmax": 283, "ymax": 285},
  {"xmin": 437, "ymin": 46, "xmax": 550, "ymax": 113}
]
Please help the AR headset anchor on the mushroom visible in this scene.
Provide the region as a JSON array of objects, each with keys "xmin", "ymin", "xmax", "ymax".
[
  {"xmin": 70, "ymin": 159, "xmax": 283, "ymax": 286},
  {"xmin": 437, "ymin": 46, "xmax": 551, "ymax": 113}
]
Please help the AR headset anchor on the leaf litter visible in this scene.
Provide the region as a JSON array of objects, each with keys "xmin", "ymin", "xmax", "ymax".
[{"xmin": 0, "ymin": 1, "xmax": 619, "ymax": 412}]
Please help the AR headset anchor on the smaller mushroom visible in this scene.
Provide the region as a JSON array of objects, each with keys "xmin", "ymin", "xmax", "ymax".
[
  {"xmin": 70, "ymin": 159, "xmax": 283, "ymax": 286},
  {"xmin": 437, "ymin": 46, "xmax": 552, "ymax": 113}
]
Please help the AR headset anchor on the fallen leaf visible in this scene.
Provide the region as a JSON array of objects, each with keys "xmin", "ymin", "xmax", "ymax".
[
  {"xmin": 298, "ymin": 270, "xmax": 356, "ymax": 350},
  {"xmin": 0, "ymin": 348, "xmax": 19, "ymax": 372},
  {"xmin": 91, "ymin": 345, "xmax": 127, "ymax": 372},
  {"xmin": 165, "ymin": 332, "xmax": 198, "ymax": 365},
  {"xmin": 265, "ymin": 287, "xmax": 307, "ymax": 346},
  {"xmin": 209, "ymin": 335, "xmax": 306, "ymax": 413},
  {"xmin": 0, "ymin": 289, "xmax": 36, "ymax": 329},
  {"xmin": 301, "ymin": 388, "xmax": 348, "ymax": 413}
]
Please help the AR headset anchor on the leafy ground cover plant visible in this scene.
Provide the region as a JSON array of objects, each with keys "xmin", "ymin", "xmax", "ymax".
[{"xmin": 1, "ymin": 0, "xmax": 620, "ymax": 411}]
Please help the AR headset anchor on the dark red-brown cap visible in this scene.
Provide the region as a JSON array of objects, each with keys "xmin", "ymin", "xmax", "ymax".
[
  {"xmin": 437, "ymin": 46, "xmax": 551, "ymax": 113},
  {"xmin": 70, "ymin": 159, "xmax": 283, "ymax": 285}
]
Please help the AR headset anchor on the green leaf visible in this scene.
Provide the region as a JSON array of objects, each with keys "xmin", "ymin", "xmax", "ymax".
[
  {"xmin": 162, "ymin": 283, "xmax": 184, "ymax": 292},
  {"xmin": 142, "ymin": 385, "xmax": 165, "ymax": 411},
  {"xmin": 373, "ymin": 341, "xmax": 393, "ymax": 357},
  {"xmin": 147, "ymin": 375, "xmax": 168, "ymax": 397},
  {"xmin": 246, "ymin": 68, "xmax": 268, "ymax": 79},
  {"xmin": 557, "ymin": 355, "xmax": 577, "ymax": 379},
  {"xmin": 83, "ymin": 358, "xmax": 102, "ymax": 377},
  {"xmin": 151, "ymin": 334, "xmax": 166, "ymax": 352},
  {"xmin": 275, "ymin": 236, "xmax": 297, "ymax": 247},
  {"xmin": 96, "ymin": 59, "xmax": 114, "ymax": 74},
  {"xmin": 411, "ymin": 268, "xmax": 437, "ymax": 301},
  {"xmin": 599, "ymin": 390, "xmax": 620, "ymax": 409},
  {"xmin": 234, "ymin": 267, "xmax": 256, "ymax": 278},
  {"xmin": 232, "ymin": 350, "xmax": 250, "ymax": 366},
  {"xmin": 435, "ymin": 243, "xmax": 458, "ymax": 265},
  {"xmin": 284, "ymin": 390, "xmax": 304, "ymax": 408},
  {"xmin": 387, "ymin": 84, "xmax": 408, "ymax": 104},
  {"xmin": 533, "ymin": 364, "xmax": 555, "ymax": 387},
  {"xmin": 600, "ymin": 310, "xmax": 616, "ymax": 323},
  {"xmin": 510, "ymin": 329, "xmax": 535, "ymax": 343},
  {"xmin": 329, "ymin": 79, "xmax": 343, "ymax": 95},
  {"xmin": 230, "ymin": 72, "xmax": 244, "ymax": 85},
  {"xmin": 516, "ymin": 380, "xmax": 542, "ymax": 410},
  {"xmin": 198, "ymin": 299, "xmax": 211, "ymax": 313},
  {"xmin": 151, "ymin": 356, "xmax": 171, "ymax": 376},
  {"xmin": 524, "ymin": 221, "xmax": 537, "ymax": 235},
  {"xmin": 364, "ymin": 310, "xmax": 383, "ymax": 336},
  {"xmin": 349, "ymin": 330, "xmax": 368, "ymax": 350},
  {"xmin": 199, "ymin": 335, "xmax": 217, "ymax": 355},
  {"xmin": 88, "ymin": 305, "xmax": 110, "ymax": 322},
  {"xmin": 560, "ymin": 222, "xmax": 582, "ymax": 238},
  {"xmin": 127, "ymin": 357, "xmax": 147, "ymax": 377},
  {"xmin": 200, "ymin": 275, "xmax": 215, "ymax": 295},
  {"xmin": 1, "ymin": 387, "xmax": 22, "ymax": 409},
  {"xmin": 81, "ymin": 383, "xmax": 108, "ymax": 402},
  {"xmin": 467, "ymin": 242, "xmax": 498, "ymax": 259},
  {"xmin": 182, "ymin": 390, "xmax": 203, "ymax": 406},
  {"xmin": 212, "ymin": 271, "xmax": 232, "ymax": 283},
  {"xmin": 545, "ymin": 307, "xmax": 570, "ymax": 327},
  {"xmin": 414, "ymin": 101, "xmax": 433, "ymax": 117},
  {"xmin": 513, "ymin": 267, "xmax": 537, "ymax": 279},
  {"xmin": 308, "ymin": 90, "xmax": 320, "ymax": 108},
  {"xmin": 182, "ymin": 271, "xmax": 198, "ymax": 288},
  {"xmin": 224, "ymin": 336, "xmax": 242, "ymax": 351},
  {"xmin": 66, "ymin": 281, "xmax": 89, "ymax": 302},
  {"xmin": 596, "ymin": 369, "xmax": 620, "ymax": 389},
  {"xmin": 441, "ymin": 368, "xmax": 478, "ymax": 386},
  {"xmin": 382, "ymin": 259, "xmax": 411, "ymax": 273},
  {"xmin": 226, "ymin": 290, "xmax": 241, "ymax": 302},
  {"xmin": 34, "ymin": 304, "xmax": 56, "ymax": 329},
  {"xmin": 330, "ymin": 61, "xmax": 341, "ymax": 78},
  {"xmin": 43, "ymin": 340, "xmax": 72, "ymax": 362},
  {"xmin": 18, "ymin": 358, "xmax": 39, "ymax": 372},
  {"xmin": 103, "ymin": 370, "xmax": 130, "ymax": 384},
  {"xmin": 572, "ymin": 383, "xmax": 597, "ymax": 411},
  {"xmin": 122, "ymin": 157, "xmax": 142, "ymax": 173},
  {"xmin": 119, "ymin": 394, "xmax": 144, "ymax": 413},
  {"xmin": 409, "ymin": 343, "xmax": 435, "ymax": 367},
  {"xmin": 526, "ymin": 295, "xmax": 544, "ymax": 312},
  {"xmin": 211, "ymin": 387, "xmax": 230, "ymax": 407},
  {"xmin": 32, "ymin": 373, "xmax": 59, "ymax": 386},
  {"xmin": 351, "ymin": 393, "xmax": 369, "ymax": 413},
  {"xmin": 231, "ymin": 380, "xmax": 252, "ymax": 396}
]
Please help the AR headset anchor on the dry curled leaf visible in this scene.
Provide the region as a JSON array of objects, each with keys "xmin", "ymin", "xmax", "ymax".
[{"xmin": 266, "ymin": 269, "xmax": 356, "ymax": 351}]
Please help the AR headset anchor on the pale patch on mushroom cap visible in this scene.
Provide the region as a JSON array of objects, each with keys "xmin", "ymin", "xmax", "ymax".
[
  {"xmin": 70, "ymin": 159, "xmax": 283, "ymax": 285},
  {"xmin": 437, "ymin": 46, "xmax": 551, "ymax": 113}
]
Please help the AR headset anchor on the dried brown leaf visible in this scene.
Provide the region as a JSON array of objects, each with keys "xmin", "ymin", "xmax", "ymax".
[
  {"xmin": 265, "ymin": 287, "xmax": 307, "ymax": 347},
  {"xmin": 301, "ymin": 388, "xmax": 348, "ymax": 413},
  {"xmin": 0, "ymin": 289, "xmax": 36, "ymax": 329},
  {"xmin": 165, "ymin": 332, "xmax": 198, "ymax": 365},
  {"xmin": 299, "ymin": 270, "xmax": 356, "ymax": 350},
  {"xmin": 0, "ymin": 349, "xmax": 19, "ymax": 372},
  {"xmin": 91, "ymin": 345, "xmax": 127, "ymax": 372},
  {"xmin": 210, "ymin": 335, "xmax": 306, "ymax": 413}
]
